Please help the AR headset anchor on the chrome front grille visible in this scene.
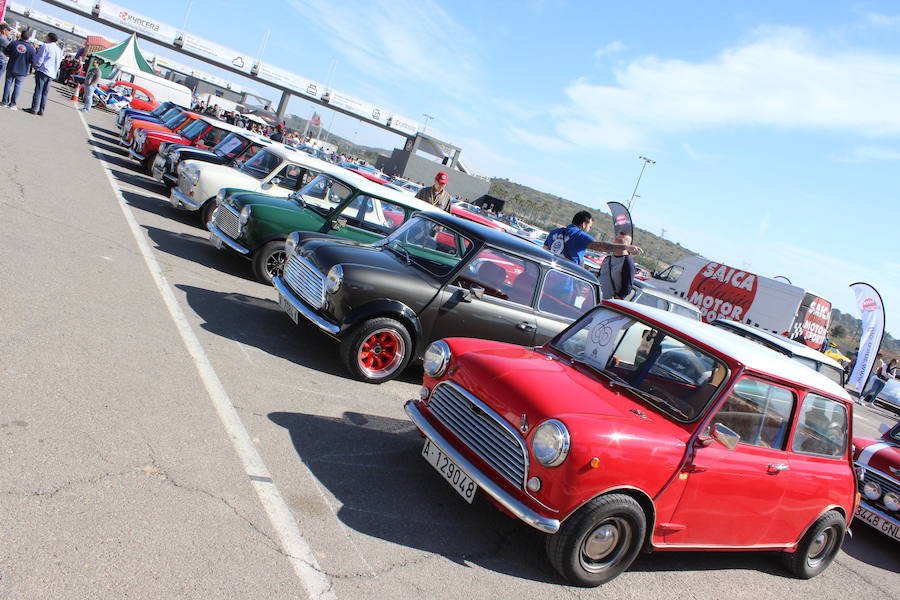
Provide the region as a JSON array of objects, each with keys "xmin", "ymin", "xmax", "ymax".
[
  {"xmin": 214, "ymin": 206, "xmax": 241, "ymax": 238},
  {"xmin": 427, "ymin": 382, "xmax": 527, "ymax": 488},
  {"xmin": 858, "ymin": 465, "xmax": 900, "ymax": 511},
  {"xmin": 283, "ymin": 254, "xmax": 325, "ymax": 309},
  {"xmin": 178, "ymin": 175, "xmax": 193, "ymax": 197}
]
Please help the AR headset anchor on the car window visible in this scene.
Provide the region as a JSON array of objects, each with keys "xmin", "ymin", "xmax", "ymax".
[
  {"xmin": 634, "ymin": 290, "xmax": 668, "ymax": 311},
  {"xmin": 383, "ymin": 216, "xmax": 472, "ymax": 278},
  {"xmin": 713, "ymin": 378, "xmax": 795, "ymax": 449},
  {"xmin": 818, "ymin": 364, "xmax": 844, "ymax": 386},
  {"xmin": 658, "ymin": 265, "xmax": 684, "ymax": 283},
  {"xmin": 234, "ymin": 143, "xmax": 262, "ymax": 166},
  {"xmin": 240, "ymin": 150, "xmax": 282, "ymax": 179},
  {"xmin": 340, "ymin": 195, "xmax": 407, "ymax": 235},
  {"xmin": 180, "ymin": 119, "xmax": 208, "ymax": 141},
  {"xmin": 134, "ymin": 90, "xmax": 150, "ymax": 102},
  {"xmin": 164, "ymin": 113, "xmax": 189, "ymax": 130},
  {"xmin": 202, "ymin": 127, "xmax": 228, "ymax": 147},
  {"xmin": 671, "ymin": 303, "xmax": 701, "ymax": 319},
  {"xmin": 455, "ymin": 248, "xmax": 539, "ymax": 306},
  {"xmin": 538, "ymin": 270, "xmax": 596, "ymax": 319},
  {"xmin": 792, "ymin": 394, "xmax": 847, "ymax": 457},
  {"xmin": 273, "ymin": 164, "xmax": 309, "ymax": 190},
  {"xmin": 214, "ymin": 134, "xmax": 245, "ymax": 158},
  {"xmin": 295, "ymin": 175, "xmax": 353, "ymax": 211}
]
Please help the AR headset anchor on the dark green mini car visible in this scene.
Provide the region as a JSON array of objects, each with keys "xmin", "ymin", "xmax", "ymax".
[{"xmin": 207, "ymin": 164, "xmax": 441, "ymax": 284}]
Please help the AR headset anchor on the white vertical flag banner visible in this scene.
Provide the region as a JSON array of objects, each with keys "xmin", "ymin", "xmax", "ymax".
[{"xmin": 848, "ymin": 282, "xmax": 885, "ymax": 391}]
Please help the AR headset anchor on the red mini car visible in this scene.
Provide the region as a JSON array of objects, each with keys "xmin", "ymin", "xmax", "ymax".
[
  {"xmin": 119, "ymin": 108, "xmax": 196, "ymax": 147},
  {"xmin": 852, "ymin": 420, "xmax": 900, "ymax": 541},
  {"xmin": 406, "ymin": 300, "xmax": 855, "ymax": 586},
  {"xmin": 130, "ymin": 116, "xmax": 231, "ymax": 173}
]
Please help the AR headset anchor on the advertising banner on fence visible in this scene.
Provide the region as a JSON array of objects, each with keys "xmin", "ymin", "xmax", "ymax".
[
  {"xmin": 0, "ymin": 0, "xmax": 7, "ymax": 24},
  {"xmin": 257, "ymin": 61, "xmax": 324, "ymax": 99},
  {"xmin": 387, "ymin": 114, "xmax": 418, "ymax": 136},
  {"xmin": 99, "ymin": 2, "xmax": 178, "ymax": 44},
  {"xmin": 54, "ymin": 0, "xmax": 93, "ymax": 14},
  {"xmin": 176, "ymin": 33, "xmax": 255, "ymax": 75},
  {"xmin": 848, "ymin": 282, "xmax": 885, "ymax": 391},
  {"xmin": 325, "ymin": 89, "xmax": 387, "ymax": 125}
]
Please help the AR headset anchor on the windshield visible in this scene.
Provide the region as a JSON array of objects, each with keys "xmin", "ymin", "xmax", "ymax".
[
  {"xmin": 239, "ymin": 150, "xmax": 282, "ymax": 179},
  {"xmin": 379, "ymin": 215, "xmax": 472, "ymax": 278},
  {"xmin": 213, "ymin": 134, "xmax": 247, "ymax": 158},
  {"xmin": 150, "ymin": 102, "xmax": 171, "ymax": 116},
  {"xmin": 293, "ymin": 174, "xmax": 353, "ymax": 214},
  {"xmin": 180, "ymin": 119, "xmax": 207, "ymax": 141},
  {"xmin": 671, "ymin": 303, "xmax": 701, "ymax": 319},
  {"xmin": 157, "ymin": 107, "xmax": 180, "ymax": 122},
  {"xmin": 163, "ymin": 112, "xmax": 189, "ymax": 130},
  {"xmin": 551, "ymin": 307, "xmax": 727, "ymax": 421}
]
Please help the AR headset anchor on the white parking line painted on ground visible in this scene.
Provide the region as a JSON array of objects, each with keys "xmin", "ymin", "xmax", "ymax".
[{"xmin": 76, "ymin": 111, "xmax": 336, "ymax": 600}]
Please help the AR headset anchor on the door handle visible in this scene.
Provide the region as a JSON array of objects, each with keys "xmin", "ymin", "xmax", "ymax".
[
  {"xmin": 516, "ymin": 322, "xmax": 536, "ymax": 332},
  {"xmin": 767, "ymin": 463, "xmax": 789, "ymax": 474}
]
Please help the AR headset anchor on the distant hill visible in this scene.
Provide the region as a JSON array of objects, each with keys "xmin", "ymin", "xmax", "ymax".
[
  {"xmin": 488, "ymin": 178, "xmax": 695, "ymax": 270},
  {"xmin": 828, "ymin": 308, "xmax": 899, "ymax": 357}
]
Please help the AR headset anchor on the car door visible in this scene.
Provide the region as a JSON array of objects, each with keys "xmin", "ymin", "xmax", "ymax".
[
  {"xmin": 666, "ymin": 376, "xmax": 797, "ymax": 546},
  {"xmin": 532, "ymin": 269, "xmax": 598, "ymax": 345},
  {"xmin": 426, "ymin": 247, "xmax": 539, "ymax": 347}
]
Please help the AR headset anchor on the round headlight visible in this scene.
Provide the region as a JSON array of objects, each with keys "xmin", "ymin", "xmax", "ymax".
[
  {"xmin": 863, "ymin": 480, "xmax": 882, "ymax": 500},
  {"xmin": 239, "ymin": 205, "xmax": 252, "ymax": 225},
  {"xmin": 531, "ymin": 420, "xmax": 570, "ymax": 467},
  {"xmin": 423, "ymin": 341, "xmax": 451, "ymax": 377},
  {"xmin": 884, "ymin": 492, "xmax": 900, "ymax": 512},
  {"xmin": 284, "ymin": 232, "xmax": 299, "ymax": 256},
  {"xmin": 325, "ymin": 264, "xmax": 343, "ymax": 294}
]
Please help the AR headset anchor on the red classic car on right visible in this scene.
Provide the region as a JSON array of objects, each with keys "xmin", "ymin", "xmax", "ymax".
[
  {"xmin": 853, "ymin": 421, "xmax": 900, "ymax": 541},
  {"xmin": 406, "ymin": 300, "xmax": 856, "ymax": 586}
]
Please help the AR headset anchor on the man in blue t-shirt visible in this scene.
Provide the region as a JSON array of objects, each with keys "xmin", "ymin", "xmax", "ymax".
[{"xmin": 544, "ymin": 210, "xmax": 642, "ymax": 266}]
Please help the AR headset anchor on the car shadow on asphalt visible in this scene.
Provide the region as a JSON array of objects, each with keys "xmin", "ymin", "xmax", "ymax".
[
  {"xmin": 268, "ymin": 410, "xmax": 559, "ymax": 583},
  {"xmin": 90, "ymin": 130, "xmax": 126, "ymax": 147},
  {"xmin": 839, "ymin": 522, "xmax": 899, "ymax": 572},
  {"xmin": 174, "ymin": 285, "xmax": 425, "ymax": 384},
  {"xmin": 143, "ymin": 225, "xmax": 257, "ymax": 283},
  {"xmin": 88, "ymin": 124, "xmax": 122, "ymax": 139},
  {"xmin": 123, "ymin": 189, "xmax": 193, "ymax": 223}
]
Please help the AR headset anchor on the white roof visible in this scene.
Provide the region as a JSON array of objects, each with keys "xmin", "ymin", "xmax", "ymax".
[
  {"xmin": 634, "ymin": 281, "xmax": 699, "ymax": 313},
  {"xmin": 712, "ymin": 319, "xmax": 845, "ymax": 371},
  {"xmin": 606, "ymin": 300, "xmax": 851, "ymax": 401}
]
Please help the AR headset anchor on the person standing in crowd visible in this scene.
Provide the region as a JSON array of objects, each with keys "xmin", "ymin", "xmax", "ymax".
[
  {"xmin": 544, "ymin": 210, "xmax": 643, "ymax": 267},
  {"xmin": 861, "ymin": 355, "xmax": 896, "ymax": 405},
  {"xmin": 27, "ymin": 32, "xmax": 63, "ymax": 116},
  {"xmin": 81, "ymin": 61, "xmax": 101, "ymax": 112},
  {"xmin": 597, "ymin": 232, "xmax": 636, "ymax": 300},
  {"xmin": 270, "ymin": 123, "xmax": 285, "ymax": 143},
  {"xmin": 0, "ymin": 24, "xmax": 14, "ymax": 73},
  {"xmin": 415, "ymin": 171, "xmax": 452, "ymax": 211},
  {"xmin": 2, "ymin": 29, "xmax": 34, "ymax": 110}
]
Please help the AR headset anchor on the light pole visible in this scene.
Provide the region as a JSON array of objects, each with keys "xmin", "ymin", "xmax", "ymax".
[
  {"xmin": 422, "ymin": 113, "xmax": 434, "ymax": 135},
  {"xmin": 628, "ymin": 155, "xmax": 655, "ymax": 211}
]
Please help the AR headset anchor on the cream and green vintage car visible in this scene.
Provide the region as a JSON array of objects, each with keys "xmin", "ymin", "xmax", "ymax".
[{"xmin": 168, "ymin": 145, "xmax": 333, "ymax": 225}]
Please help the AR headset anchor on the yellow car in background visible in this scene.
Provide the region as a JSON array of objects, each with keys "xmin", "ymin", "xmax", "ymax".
[{"xmin": 824, "ymin": 343, "xmax": 851, "ymax": 364}]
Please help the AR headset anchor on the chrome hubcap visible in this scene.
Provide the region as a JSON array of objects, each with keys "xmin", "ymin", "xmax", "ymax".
[
  {"xmin": 807, "ymin": 528, "xmax": 835, "ymax": 566},
  {"xmin": 579, "ymin": 517, "xmax": 632, "ymax": 573},
  {"xmin": 584, "ymin": 524, "xmax": 619, "ymax": 559}
]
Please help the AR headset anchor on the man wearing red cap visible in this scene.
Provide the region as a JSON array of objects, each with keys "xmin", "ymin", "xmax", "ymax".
[{"xmin": 416, "ymin": 171, "xmax": 451, "ymax": 211}]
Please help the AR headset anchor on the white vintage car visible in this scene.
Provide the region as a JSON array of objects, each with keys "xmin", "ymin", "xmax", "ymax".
[{"xmin": 168, "ymin": 144, "xmax": 335, "ymax": 225}]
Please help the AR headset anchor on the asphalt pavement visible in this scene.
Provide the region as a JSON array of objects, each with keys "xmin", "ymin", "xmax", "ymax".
[{"xmin": 0, "ymin": 79, "xmax": 897, "ymax": 599}]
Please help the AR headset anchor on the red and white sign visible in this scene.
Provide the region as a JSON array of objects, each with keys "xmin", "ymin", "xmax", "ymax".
[
  {"xmin": 687, "ymin": 262, "xmax": 759, "ymax": 323},
  {"xmin": 862, "ymin": 297, "xmax": 878, "ymax": 312},
  {"xmin": 794, "ymin": 295, "xmax": 832, "ymax": 349},
  {"xmin": 849, "ymin": 283, "xmax": 885, "ymax": 391},
  {"xmin": 0, "ymin": 0, "xmax": 7, "ymax": 24},
  {"xmin": 615, "ymin": 214, "xmax": 629, "ymax": 226},
  {"xmin": 99, "ymin": 2, "xmax": 178, "ymax": 44}
]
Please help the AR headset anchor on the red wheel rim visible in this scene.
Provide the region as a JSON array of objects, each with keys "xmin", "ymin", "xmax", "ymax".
[{"xmin": 357, "ymin": 328, "xmax": 405, "ymax": 379}]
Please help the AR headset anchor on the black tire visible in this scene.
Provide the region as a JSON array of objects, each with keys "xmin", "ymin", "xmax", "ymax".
[
  {"xmin": 780, "ymin": 511, "xmax": 844, "ymax": 579},
  {"xmin": 141, "ymin": 152, "xmax": 156, "ymax": 174},
  {"xmin": 252, "ymin": 241, "xmax": 288, "ymax": 286},
  {"xmin": 546, "ymin": 494, "xmax": 645, "ymax": 587},
  {"xmin": 199, "ymin": 199, "xmax": 217, "ymax": 230},
  {"xmin": 339, "ymin": 317, "xmax": 413, "ymax": 384}
]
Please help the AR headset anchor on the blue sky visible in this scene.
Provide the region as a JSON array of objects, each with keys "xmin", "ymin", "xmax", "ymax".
[{"xmin": 19, "ymin": 0, "xmax": 899, "ymax": 337}]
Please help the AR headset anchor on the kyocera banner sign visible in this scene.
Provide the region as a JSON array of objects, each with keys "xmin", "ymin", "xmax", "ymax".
[
  {"xmin": 388, "ymin": 114, "xmax": 419, "ymax": 136},
  {"xmin": 99, "ymin": 2, "xmax": 178, "ymax": 44},
  {"xmin": 176, "ymin": 33, "xmax": 255, "ymax": 75},
  {"xmin": 687, "ymin": 262, "xmax": 759, "ymax": 323}
]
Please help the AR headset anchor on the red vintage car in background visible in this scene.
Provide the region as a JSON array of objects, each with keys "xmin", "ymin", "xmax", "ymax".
[
  {"xmin": 130, "ymin": 116, "xmax": 233, "ymax": 173},
  {"xmin": 852, "ymin": 420, "xmax": 900, "ymax": 542},
  {"xmin": 406, "ymin": 300, "xmax": 855, "ymax": 586},
  {"xmin": 451, "ymin": 203, "xmax": 507, "ymax": 232},
  {"xmin": 102, "ymin": 80, "xmax": 158, "ymax": 112},
  {"xmin": 119, "ymin": 108, "xmax": 196, "ymax": 147}
]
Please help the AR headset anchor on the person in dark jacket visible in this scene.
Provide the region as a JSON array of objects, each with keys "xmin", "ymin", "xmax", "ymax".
[
  {"xmin": 597, "ymin": 232, "xmax": 636, "ymax": 300},
  {"xmin": 2, "ymin": 29, "xmax": 35, "ymax": 110}
]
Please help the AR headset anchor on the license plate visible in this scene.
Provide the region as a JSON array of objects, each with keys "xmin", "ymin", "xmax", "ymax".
[
  {"xmin": 855, "ymin": 504, "xmax": 900, "ymax": 542},
  {"xmin": 208, "ymin": 231, "xmax": 223, "ymax": 250},
  {"xmin": 279, "ymin": 293, "xmax": 299, "ymax": 324},
  {"xmin": 422, "ymin": 439, "xmax": 477, "ymax": 503}
]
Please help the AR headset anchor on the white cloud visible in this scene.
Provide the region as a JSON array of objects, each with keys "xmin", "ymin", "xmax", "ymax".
[
  {"xmin": 288, "ymin": 0, "xmax": 481, "ymax": 97},
  {"xmin": 508, "ymin": 126, "xmax": 572, "ymax": 152},
  {"xmin": 831, "ymin": 145, "xmax": 900, "ymax": 163},
  {"xmin": 594, "ymin": 40, "xmax": 624, "ymax": 59},
  {"xmin": 551, "ymin": 26, "xmax": 900, "ymax": 149},
  {"xmin": 864, "ymin": 12, "xmax": 900, "ymax": 28}
]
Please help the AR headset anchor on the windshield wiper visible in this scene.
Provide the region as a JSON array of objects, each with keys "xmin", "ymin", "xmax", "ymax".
[
  {"xmin": 569, "ymin": 358, "xmax": 689, "ymax": 420},
  {"xmin": 387, "ymin": 241, "xmax": 411, "ymax": 265}
]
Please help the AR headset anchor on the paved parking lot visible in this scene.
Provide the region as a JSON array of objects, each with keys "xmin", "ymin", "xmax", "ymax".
[{"xmin": 0, "ymin": 81, "xmax": 897, "ymax": 599}]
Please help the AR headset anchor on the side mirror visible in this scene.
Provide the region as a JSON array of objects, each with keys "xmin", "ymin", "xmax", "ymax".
[
  {"xmin": 712, "ymin": 423, "xmax": 740, "ymax": 450},
  {"xmin": 459, "ymin": 285, "xmax": 485, "ymax": 303},
  {"xmin": 331, "ymin": 216, "xmax": 347, "ymax": 231}
]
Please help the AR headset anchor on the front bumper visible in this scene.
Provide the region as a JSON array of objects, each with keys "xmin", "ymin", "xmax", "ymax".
[
  {"xmin": 855, "ymin": 500, "xmax": 900, "ymax": 540},
  {"xmin": 272, "ymin": 275, "xmax": 341, "ymax": 335},
  {"xmin": 207, "ymin": 222, "xmax": 250, "ymax": 255},
  {"xmin": 404, "ymin": 400, "xmax": 560, "ymax": 534},
  {"xmin": 169, "ymin": 187, "xmax": 202, "ymax": 211},
  {"xmin": 151, "ymin": 154, "xmax": 167, "ymax": 180},
  {"xmin": 129, "ymin": 148, "xmax": 147, "ymax": 161},
  {"xmin": 119, "ymin": 131, "xmax": 130, "ymax": 146}
]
